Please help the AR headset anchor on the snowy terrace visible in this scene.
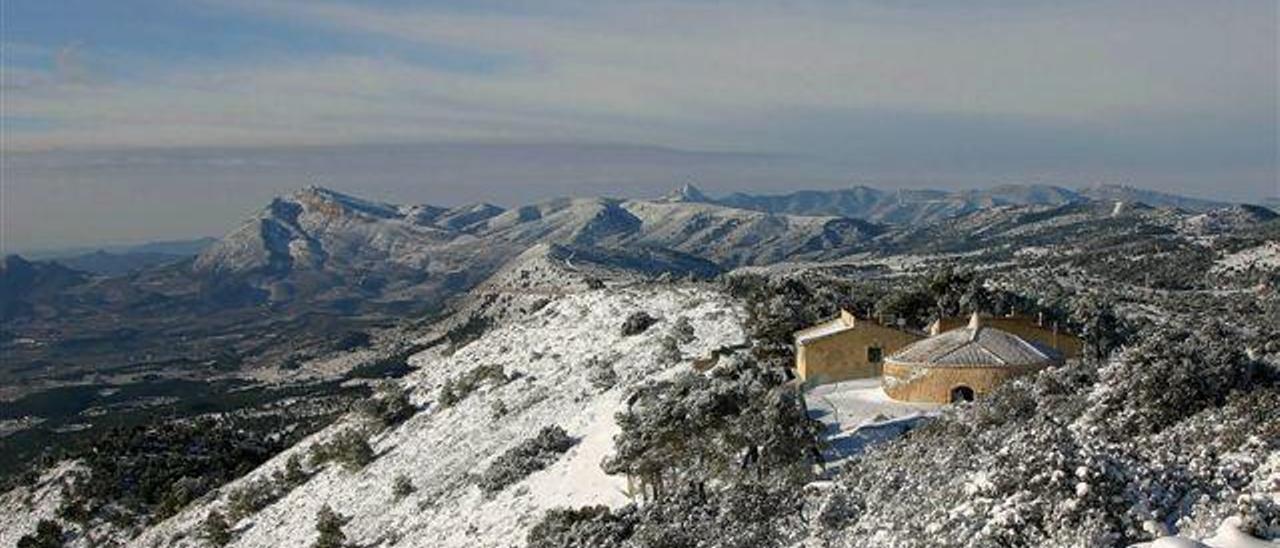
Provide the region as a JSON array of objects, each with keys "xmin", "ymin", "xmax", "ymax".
[{"xmin": 804, "ymin": 378, "xmax": 940, "ymax": 475}]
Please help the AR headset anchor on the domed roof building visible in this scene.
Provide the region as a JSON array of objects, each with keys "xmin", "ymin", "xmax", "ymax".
[{"xmin": 882, "ymin": 313, "xmax": 1063, "ymax": 403}]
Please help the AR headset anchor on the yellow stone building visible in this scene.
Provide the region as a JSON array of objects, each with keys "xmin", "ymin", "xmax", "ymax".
[
  {"xmin": 793, "ymin": 310, "xmax": 923, "ymax": 384},
  {"xmin": 882, "ymin": 313, "xmax": 1063, "ymax": 403}
]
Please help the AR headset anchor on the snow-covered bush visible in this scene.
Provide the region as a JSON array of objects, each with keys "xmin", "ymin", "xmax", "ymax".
[
  {"xmin": 526, "ymin": 505, "xmax": 633, "ymax": 548},
  {"xmin": 308, "ymin": 429, "xmax": 375, "ymax": 472},
  {"xmin": 16, "ymin": 519, "xmax": 64, "ymax": 548},
  {"xmin": 603, "ymin": 360, "xmax": 817, "ymax": 500},
  {"xmin": 526, "ymin": 481, "xmax": 804, "ymax": 548},
  {"xmin": 225, "ymin": 479, "xmax": 279, "ymax": 522},
  {"xmin": 312, "ymin": 504, "xmax": 349, "ymax": 548},
  {"xmin": 476, "ymin": 425, "xmax": 577, "ymax": 494},
  {"xmin": 671, "ymin": 317, "xmax": 696, "ymax": 344},
  {"xmin": 586, "ymin": 356, "xmax": 620, "ymax": 391},
  {"xmin": 806, "ymin": 323, "xmax": 1279, "ymax": 547},
  {"xmin": 273, "ymin": 454, "xmax": 309, "ymax": 488},
  {"xmin": 352, "ymin": 382, "xmax": 415, "ymax": 429},
  {"xmin": 197, "ymin": 510, "xmax": 232, "ymax": 547},
  {"xmin": 438, "ymin": 363, "xmax": 510, "ymax": 407},
  {"xmin": 620, "ymin": 312, "xmax": 659, "ymax": 337},
  {"xmin": 1080, "ymin": 323, "xmax": 1265, "ymax": 436},
  {"xmin": 391, "ymin": 474, "xmax": 415, "ymax": 501}
]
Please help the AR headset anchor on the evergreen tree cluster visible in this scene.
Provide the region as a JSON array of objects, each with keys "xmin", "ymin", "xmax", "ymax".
[
  {"xmin": 531, "ymin": 356, "xmax": 818, "ymax": 548},
  {"xmin": 53, "ymin": 414, "xmax": 313, "ymax": 527}
]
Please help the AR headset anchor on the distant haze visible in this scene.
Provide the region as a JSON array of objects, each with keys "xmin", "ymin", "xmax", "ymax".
[{"xmin": 2, "ymin": 0, "xmax": 1276, "ymax": 251}]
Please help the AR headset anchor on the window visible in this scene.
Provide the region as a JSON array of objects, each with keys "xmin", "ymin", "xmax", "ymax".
[{"xmin": 866, "ymin": 346, "xmax": 883, "ymax": 363}]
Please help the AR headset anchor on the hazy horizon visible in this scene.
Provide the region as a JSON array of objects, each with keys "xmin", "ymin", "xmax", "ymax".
[
  {"xmin": 3, "ymin": 0, "xmax": 1276, "ymax": 251},
  {"xmin": 5, "ymin": 143, "xmax": 1271, "ymax": 255}
]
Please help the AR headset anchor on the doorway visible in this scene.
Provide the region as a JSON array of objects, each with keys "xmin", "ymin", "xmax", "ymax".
[{"xmin": 950, "ymin": 385, "xmax": 975, "ymax": 403}]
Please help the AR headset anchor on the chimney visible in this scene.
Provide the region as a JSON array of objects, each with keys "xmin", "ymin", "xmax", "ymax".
[{"xmin": 968, "ymin": 312, "xmax": 982, "ymax": 341}]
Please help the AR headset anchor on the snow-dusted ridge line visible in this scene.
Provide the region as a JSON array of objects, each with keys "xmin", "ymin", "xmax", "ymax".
[{"xmin": 123, "ymin": 285, "xmax": 748, "ymax": 548}]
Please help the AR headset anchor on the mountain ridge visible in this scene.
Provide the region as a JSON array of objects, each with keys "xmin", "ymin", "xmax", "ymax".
[{"xmin": 712, "ymin": 182, "xmax": 1229, "ymax": 223}]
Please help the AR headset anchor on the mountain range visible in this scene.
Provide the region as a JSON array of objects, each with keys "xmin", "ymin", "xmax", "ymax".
[{"xmin": 1, "ymin": 183, "xmax": 1258, "ymax": 322}]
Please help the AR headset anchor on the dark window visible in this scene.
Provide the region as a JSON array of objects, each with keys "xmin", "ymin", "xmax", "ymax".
[{"xmin": 867, "ymin": 346, "xmax": 883, "ymax": 363}]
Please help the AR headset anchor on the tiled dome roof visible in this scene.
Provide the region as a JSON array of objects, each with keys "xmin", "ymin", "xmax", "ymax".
[{"xmin": 887, "ymin": 313, "xmax": 1061, "ymax": 368}]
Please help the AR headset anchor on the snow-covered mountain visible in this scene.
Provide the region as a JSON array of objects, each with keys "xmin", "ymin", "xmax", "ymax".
[
  {"xmin": 112, "ymin": 284, "xmax": 749, "ymax": 548},
  {"xmin": 188, "ymin": 186, "xmax": 886, "ymax": 309},
  {"xmin": 1075, "ymin": 183, "xmax": 1227, "ymax": 212},
  {"xmin": 714, "ymin": 183, "xmax": 1228, "ymax": 224}
]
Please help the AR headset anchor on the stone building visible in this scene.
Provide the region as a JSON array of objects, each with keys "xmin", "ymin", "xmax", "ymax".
[
  {"xmin": 926, "ymin": 313, "xmax": 1083, "ymax": 359},
  {"xmin": 793, "ymin": 310, "xmax": 923, "ymax": 384},
  {"xmin": 882, "ymin": 313, "xmax": 1063, "ymax": 403}
]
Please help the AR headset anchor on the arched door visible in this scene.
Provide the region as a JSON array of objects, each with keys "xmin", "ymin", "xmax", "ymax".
[{"xmin": 950, "ymin": 385, "xmax": 975, "ymax": 403}]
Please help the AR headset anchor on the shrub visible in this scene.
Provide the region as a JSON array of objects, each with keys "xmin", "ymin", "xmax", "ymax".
[
  {"xmin": 444, "ymin": 315, "xmax": 492, "ymax": 349},
  {"xmin": 353, "ymin": 382, "xmax": 415, "ymax": 429},
  {"xmin": 438, "ymin": 364, "xmax": 510, "ymax": 407},
  {"xmin": 279, "ymin": 454, "xmax": 310, "ymax": 487},
  {"xmin": 528, "ymin": 483, "xmax": 803, "ymax": 548},
  {"xmin": 527, "ymin": 505, "xmax": 634, "ymax": 548},
  {"xmin": 392, "ymin": 474, "xmax": 415, "ymax": 500},
  {"xmin": 620, "ymin": 312, "xmax": 659, "ymax": 336},
  {"xmin": 198, "ymin": 510, "xmax": 232, "ymax": 547},
  {"xmin": 16, "ymin": 519, "xmax": 64, "ymax": 548},
  {"xmin": 586, "ymin": 356, "xmax": 619, "ymax": 391},
  {"xmin": 489, "ymin": 399, "xmax": 510, "ymax": 420},
  {"xmin": 1082, "ymin": 323, "xmax": 1266, "ymax": 436},
  {"xmin": 477, "ymin": 426, "xmax": 577, "ymax": 494},
  {"xmin": 603, "ymin": 361, "xmax": 817, "ymax": 501},
  {"xmin": 671, "ymin": 317, "xmax": 696, "ymax": 344},
  {"xmin": 656, "ymin": 336, "xmax": 681, "ymax": 365},
  {"xmin": 155, "ymin": 476, "xmax": 203, "ymax": 519},
  {"xmin": 225, "ymin": 479, "xmax": 278, "ymax": 522},
  {"xmin": 56, "ymin": 497, "xmax": 90, "ymax": 524},
  {"xmin": 312, "ymin": 504, "xmax": 349, "ymax": 548},
  {"xmin": 309, "ymin": 429, "xmax": 375, "ymax": 472}
]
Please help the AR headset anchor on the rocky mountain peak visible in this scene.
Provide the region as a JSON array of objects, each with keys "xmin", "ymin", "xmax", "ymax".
[
  {"xmin": 285, "ymin": 185, "xmax": 402, "ymax": 221},
  {"xmin": 660, "ymin": 182, "xmax": 712, "ymax": 203}
]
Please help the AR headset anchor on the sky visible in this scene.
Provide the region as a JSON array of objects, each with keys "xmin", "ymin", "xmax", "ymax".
[{"xmin": 2, "ymin": 0, "xmax": 1276, "ymax": 251}]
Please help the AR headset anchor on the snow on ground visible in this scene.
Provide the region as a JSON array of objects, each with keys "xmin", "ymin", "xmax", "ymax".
[
  {"xmin": 804, "ymin": 379, "xmax": 940, "ymax": 473},
  {"xmin": 0, "ymin": 462, "xmax": 80, "ymax": 548},
  {"xmin": 1214, "ymin": 242, "xmax": 1280, "ymax": 273},
  {"xmin": 1134, "ymin": 518, "xmax": 1280, "ymax": 548},
  {"xmin": 127, "ymin": 285, "xmax": 747, "ymax": 548}
]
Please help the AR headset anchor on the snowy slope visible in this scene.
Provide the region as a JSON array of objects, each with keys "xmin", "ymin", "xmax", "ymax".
[
  {"xmin": 1214, "ymin": 242, "xmax": 1280, "ymax": 273},
  {"xmin": 126, "ymin": 285, "xmax": 748, "ymax": 548}
]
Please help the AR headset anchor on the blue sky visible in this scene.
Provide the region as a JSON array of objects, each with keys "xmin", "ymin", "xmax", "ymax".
[{"xmin": 2, "ymin": 0, "xmax": 1277, "ymax": 250}]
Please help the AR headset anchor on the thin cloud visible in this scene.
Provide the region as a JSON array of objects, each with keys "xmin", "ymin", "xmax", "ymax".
[{"xmin": 5, "ymin": 0, "xmax": 1273, "ymax": 151}]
